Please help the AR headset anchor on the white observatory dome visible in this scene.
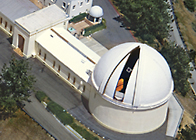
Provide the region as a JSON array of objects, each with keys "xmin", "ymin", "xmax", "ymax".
[
  {"xmin": 91, "ymin": 42, "xmax": 174, "ymax": 109},
  {"xmin": 89, "ymin": 5, "xmax": 103, "ymax": 18}
]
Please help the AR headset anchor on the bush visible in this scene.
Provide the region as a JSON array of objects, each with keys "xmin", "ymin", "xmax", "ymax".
[
  {"xmin": 47, "ymin": 101, "xmax": 64, "ymax": 115},
  {"xmin": 192, "ymin": 22, "xmax": 196, "ymax": 32},
  {"xmin": 83, "ymin": 20, "xmax": 106, "ymax": 36},
  {"xmin": 184, "ymin": 0, "xmax": 195, "ymax": 12},
  {"xmin": 35, "ymin": 91, "xmax": 47, "ymax": 102},
  {"xmin": 70, "ymin": 123, "xmax": 99, "ymax": 140},
  {"xmin": 47, "ymin": 101, "xmax": 73, "ymax": 125},
  {"xmin": 56, "ymin": 112, "xmax": 73, "ymax": 125},
  {"xmin": 70, "ymin": 13, "xmax": 87, "ymax": 23}
]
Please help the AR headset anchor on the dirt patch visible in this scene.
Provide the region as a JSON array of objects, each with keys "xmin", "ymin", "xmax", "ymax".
[
  {"xmin": 175, "ymin": 91, "xmax": 196, "ymax": 128},
  {"xmin": 0, "ymin": 110, "xmax": 52, "ymax": 140}
]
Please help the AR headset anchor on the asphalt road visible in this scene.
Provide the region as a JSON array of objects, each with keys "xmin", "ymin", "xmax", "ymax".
[{"xmin": 92, "ymin": 0, "xmax": 136, "ymax": 49}]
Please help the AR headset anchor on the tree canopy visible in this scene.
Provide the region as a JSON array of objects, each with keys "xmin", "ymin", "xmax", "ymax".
[
  {"xmin": 177, "ymin": 118, "xmax": 196, "ymax": 140},
  {"xmin": 157, "ymin": 42, "xmax": 191, "ymax": 96},
  {"xmin": 184, "ymin": 0, "xmax": 196, "ymax": 12},
  {"xmin": 0, "ymin": 56, "xmax": 36, "ymax": 113},
  {"xmin": 115, "ymin": 0, "xmax": 171, "ymax": 44}
]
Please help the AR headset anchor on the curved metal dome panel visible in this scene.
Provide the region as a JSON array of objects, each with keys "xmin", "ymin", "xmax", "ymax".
[
  {"xmin": 91, "ymin": 42, "xmax": 173, "ymax": 109},
  {"xmin": 89, "ymin": 5, "xmax": 103, "ymax": 18}
]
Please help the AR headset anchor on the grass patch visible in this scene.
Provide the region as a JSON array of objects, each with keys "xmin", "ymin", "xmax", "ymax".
[
  {"xmin": 83, "ymin": 19, "xmax": 106, "ymax": 36},
  {"xmin": 0, "ymin": 110, "xmax": 51, "ymax": 140},
  {"xmin": 47, "ymin": 101, "xmax": 73, "ymax": 125},
  {"xmin": 70, "ymin": 13, "xmax": 87, "ymax": 23}
]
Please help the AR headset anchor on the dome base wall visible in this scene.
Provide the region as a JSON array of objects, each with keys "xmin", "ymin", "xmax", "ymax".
[{"xmin": 88, "ymin": 91, "xmax": 169, "ymax": 134}]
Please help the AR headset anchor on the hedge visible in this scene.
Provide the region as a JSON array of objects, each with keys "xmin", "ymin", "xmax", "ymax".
[
  {"xmin": 70, "ymin": 13, "xmax": 87, "ymax": 23},
  {"xmin": 83, "ymin": 19, "xmax": 106, "ymax": 36},
  {"xmin": 47, "ymin": 101, "xmax": 64, "ymax": 115},
  {"xmin": 35, "ymin": 91, "xmax": 47, "ymax": 102},
  {"xmin": 47, "ymin": 101, "xmax": 73, "ymax": 125},
  {"xmin": 70, "ymin": 123, "xmax": 99, "ymax": 140}
]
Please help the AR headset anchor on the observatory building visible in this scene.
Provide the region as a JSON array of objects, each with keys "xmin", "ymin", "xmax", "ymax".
[{"xmin": 89, "ymin": 42, "xmax": 174, "ymax": 134}]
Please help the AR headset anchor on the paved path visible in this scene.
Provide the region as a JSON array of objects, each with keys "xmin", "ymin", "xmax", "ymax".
[{"xmin": 92, "ymin": 0, "xmax": 136, "ymax": 49}]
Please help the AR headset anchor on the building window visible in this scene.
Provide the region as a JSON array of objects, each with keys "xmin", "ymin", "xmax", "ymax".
[
  {"xmin": 83, "ymin": 86, "xmax": 85, "ymax": 92},
  {"xmin": 68, "ymin": 73, "xmax": 70, "ymax": 80},
  {"xmin": 5, "ymin": 21, "xmax": 7, "ymax": 28},
  {"xmin": 62, "ymin": 2, "xmax": 66, "ymax": 8},
  {"xmin": 80, "ymin": 2, "xmax": 83, "ymax": 6},
  {"xmin": 73, "ymin": 77, "xmax": 76, "ymax": 84},
  {"xmin": 0, "ymin": 18, "xmax": 2, "ymax": 24},
  {"xmin": 44, "ymin": 53, "xmax": 46, "ymax": 61},
  {"xmin": 53, "ymin": 61, "xmax": 55, "ymax": 68},
  {"xmin": 39, "ymin": 49, "xmax": 41, "ymax": 56},
  {"xmin": 86, "ymin": 0, "xmax": 89, "ymax": 3},
  {"xmin": 58, "ymin": 65, "xmax": 61, "ymax": 72},
  {"xmin": 10, "ymin": 25, "xmax": 12, "ymax": 32},
  {"xmin": 73, "ymin": 5, "xmax": 76, "ymax": 10}
]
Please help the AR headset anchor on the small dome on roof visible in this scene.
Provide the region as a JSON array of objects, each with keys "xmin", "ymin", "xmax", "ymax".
[
  {"xmin": 89, "ymin": 5, "xmax": 103, "ymax": 18},
  {"xmin": 91, "ymin": 42, "xmax": 174, "ymax": 109}
]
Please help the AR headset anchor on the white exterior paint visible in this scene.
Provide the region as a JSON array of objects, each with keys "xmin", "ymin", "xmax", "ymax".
[
  {"xmin": 89, "ymin": 6, "xmax": 103, "ymax": 18},
  {"xmin": 0, "ymin": 13, "xmax": 14, "ymax": 35},
  {"xmin": 12, "ymin": 5, "xmax": 69, "ymax": 58},
  {"xmin": 91, "ymin": 42, "xmax": 174, "ymax": 109},
  {"xmin": 39, "ymin": 0, "xmax": 93, "ymax": 17},
  {"xmin": 89, "ymin": 88, "xmax": 169, "ymax": 134},
  {"xmin": 36, "ymin": 27, "xmax": 100, "ymax": 82}
]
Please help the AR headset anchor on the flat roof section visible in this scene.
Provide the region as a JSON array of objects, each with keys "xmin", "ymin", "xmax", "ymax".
[
  {"xmin": 0, "ymin": 0, "xmax": 39, "ymax": 23},
  {"xmin": 80, "ymin": 37, "xmax": 108, "ymax": 57},
  {"xmin": 36, "ymin": 29, "xmax": 97, "ymax": 82},
  {"xmin": 15, "ymin": 5, "xmax": 68, "ymax": 34},
  {"xmin": 52, "ymin": 27, "xmax": 100, "ymax": 64}
]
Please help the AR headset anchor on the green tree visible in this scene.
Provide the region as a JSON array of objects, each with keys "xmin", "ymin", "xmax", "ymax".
[
  {"xmin": 0, "ymin": 56, "xmax": 36, "ymax": 113},
  {"xmin": 158, "ymin": 42, "xmax": 191, "ymax": 96},
  {"xmin": 116, "ymin": 0, "xmax": 170, "ymax": 44},
  {"xmin": 177, "ymin": 118, "xmax": 196, "ymax": 140},
  {"xmin": 184, "ymin": 0, "xmax": 196, "ymax": 12}
]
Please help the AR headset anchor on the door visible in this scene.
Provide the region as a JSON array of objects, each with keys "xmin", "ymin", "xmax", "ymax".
[{"xmin": 18, "ymin": 34, "xmax": 25, "ymax": 52}]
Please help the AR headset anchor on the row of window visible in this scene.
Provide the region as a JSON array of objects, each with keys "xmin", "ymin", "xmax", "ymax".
[
  {"xmin": 61, "ymin": 0, "xmax": 90, "ymax": 10},
  {"xmin": 39, "ymin": 49, "xmax": 85, "ymax": 92},
  {"xmin": 0, "ymin": 17, "xmax": 13, "ymax": 33}
]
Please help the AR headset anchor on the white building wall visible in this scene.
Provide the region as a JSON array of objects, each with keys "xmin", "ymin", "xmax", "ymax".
[
  {"xmin": 35, "ymin": 41, "xmax": 91, "ymax": 95},
  {"xmin": 0, "ymin": 12, "xmax": 14, "ymax": 36},
  {"xmin": 39, "ymin": 0, "xmax": 93, "ymax": 17},
  {"xmin": 89, "ymin": 90, "xmax": 169, "ymax": 134}
]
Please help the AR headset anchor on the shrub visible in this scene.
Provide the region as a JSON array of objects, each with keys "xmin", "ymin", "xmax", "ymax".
[
  {"xmin": 47, "ymin": 101, "xmax": 73, "ymax": 125},
  {"xmin": 70, "ymin": 13, "xmax": 87, "ymax": 23},
  {"xmin": 83, "ymin": 20, "xmax": 106, "ymax": 36},
  {"xmin": 70, "ymin": 123, "xmax": 99, "ymax": 140},
  {"xmin": 47, "ymin": 101, "xmax": 64, "ymax": 114},
  {"xmin": 192, "ymin": 22, "xmax": 196, "ymax": 32},
  {"xmin": 35, "ymin": 91, "xmax": 47, "ymax": 102},
  {"xmin": 184, "ymin": 0, "xmax": 195, "ymax": 12},
  {"xmin": 56, "ymin": 112, "xmax": 73, "ymax": 125}
]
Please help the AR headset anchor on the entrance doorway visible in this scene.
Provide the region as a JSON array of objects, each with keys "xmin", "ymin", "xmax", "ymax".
[{"xmin": 18, "ymin": 34, "xmax": 25, "ymax": 52}]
